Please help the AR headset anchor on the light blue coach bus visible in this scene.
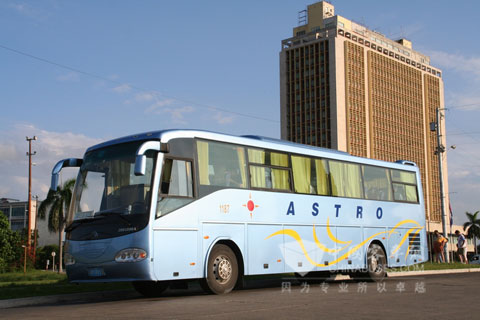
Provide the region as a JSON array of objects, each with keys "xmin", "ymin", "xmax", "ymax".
[{"xmin": 51, "ymin": 129, "xmax": 427, "ymax": 295}]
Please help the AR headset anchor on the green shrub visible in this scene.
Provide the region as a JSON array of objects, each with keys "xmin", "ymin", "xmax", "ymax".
[
  {"xmin": 35, "ymin": 245, "xmax": 60, "ymax": 270},
  {"xmin": 0, "ymin": 213, "xmax": 23, "ymax": 273}
]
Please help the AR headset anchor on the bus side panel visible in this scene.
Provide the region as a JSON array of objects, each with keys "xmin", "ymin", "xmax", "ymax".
[
  {"xmin": 336, "ymin": 226, "xmax": 364, "ymax": 271},
  {"xmin": 153, "ymin": 230, "xmax": 198, "ymax": 280},
  {"xmin": 314, "ymin": 225, "xmax": 337, "ymax": 271},
  {"xmin": 283, "ymin": 225, "xmax": 317, "ymax": 274},
  {"xmin": 247, "ymin": 224, "xmax": 284, "ymax": 275},
  {"xmin": 387, "ymin": 228, "xmax": 409, "ymax": 267},
  {"xmin": 202, "ymin": 223, "xmax": 245, "ymax": 276}
]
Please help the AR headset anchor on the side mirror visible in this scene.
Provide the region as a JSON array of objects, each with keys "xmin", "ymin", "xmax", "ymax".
[
  {"xmin": 134, "ymin": 155, "xmax": 147, "ymax": 177},
  {"xmin": 134, "ymin": 141, "xmax": 161, "ymax": 176},
  {"xmin": 51, "ymin": 158, "xmax": 83, "ymax": 191}
]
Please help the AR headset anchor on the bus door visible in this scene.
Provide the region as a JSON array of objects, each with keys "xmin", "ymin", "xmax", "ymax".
[{"xmin": 152, "ymin": 157, "xmax": 198, "ymax": 281}]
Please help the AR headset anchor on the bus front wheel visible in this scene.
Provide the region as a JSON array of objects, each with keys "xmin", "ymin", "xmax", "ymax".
[{"xmin": 201, "ymin": 244, "xmax": 238, "ymax": 294}]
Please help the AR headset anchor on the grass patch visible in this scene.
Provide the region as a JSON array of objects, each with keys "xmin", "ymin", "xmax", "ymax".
[
  {"xmin": 0, "ymin": 270, "xmax": 132, "ymax": 300},
  {"xmin": 421, "ymin": 262, "xmax": 480, "ymax": 270}
]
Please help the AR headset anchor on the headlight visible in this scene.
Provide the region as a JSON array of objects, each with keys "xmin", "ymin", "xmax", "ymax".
[
  {"xmin": 115, "ymin": 248, "xmax": 147, "ymax": 263},
  {"xmin": 64, "ymin": 253, "xmax": 76, "ymax": 266}
]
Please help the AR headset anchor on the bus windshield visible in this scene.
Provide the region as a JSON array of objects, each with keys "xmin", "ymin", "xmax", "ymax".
[{"xmin": 66, "ymin": 141, "xmax": 156, "ymax": 240}]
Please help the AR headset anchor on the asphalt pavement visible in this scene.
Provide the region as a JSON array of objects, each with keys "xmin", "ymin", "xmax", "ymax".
[{"xmin": 1, "ymin": 268, "xmax": 479, "ymax": 310}]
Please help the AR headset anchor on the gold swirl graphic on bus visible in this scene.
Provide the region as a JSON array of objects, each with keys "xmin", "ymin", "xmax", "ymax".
[
  {"xmin": 312, "ymin": 226, "xmax": 349, "ymax": 253},
  {"xmin": 326, "ymin": 218, "xmax": 352, "ymax": 245},
  {"xmin": 388, "ymin": 219, "xmax": 421, "ymax": 236},
  {"xmin": 311, "ymin": 218, "xmax": 351, "ymax": 253},
  {"xmin": 265, "ymin": 219, "xmax": 423, "ymax": 267},
  {"xmin": 266, "ymin": 229, "xmax": 389, "ymax": 267}
]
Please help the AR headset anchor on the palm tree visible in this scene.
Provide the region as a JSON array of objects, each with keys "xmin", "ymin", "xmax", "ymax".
[
  {"xmin": 463, "ymin": 211, "xmax": 480, "ymax": 255},
  {"xmin": 38, "ymin": 179, "xmax": 76, "ymax": 273}
]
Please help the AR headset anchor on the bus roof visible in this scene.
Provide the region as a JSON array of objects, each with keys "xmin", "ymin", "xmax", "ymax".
[{"xmin": 86, "ymin": 129, "xmax": 418, "ymax": 172}]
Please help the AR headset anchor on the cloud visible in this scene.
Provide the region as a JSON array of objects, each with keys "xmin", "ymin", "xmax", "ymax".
[
  {"xmin": 8, "ymin": 2, "xmax": 50, "ymax": 21},
  {"xmin": 56, "ymin": 72, "xmax": 80, "ymax": 82},
  {"xmin": 425, "ymin": 50, "xmax": 480, "ymax": 110},
  {"xmin": 124, "ymin": 92, "xmax": 157, "ymax": 105},
  {"xmin": 162, "ymin": 106, "xmax": 195, "ymax": 124},
  {"xmin": 124, "ymin": 90, "xmax": 236, "ymax": 126},
  {"xmin": 445, "ymin": 93, "xmax": 480, "ymax": 111},
  {"xmin": 135, "ymin": 92, "xmax": 156, "ymax": 102},
  {"xmin": 428, "ymin": 50, "xmax": 480, "ymax": 79},
  {"xmin": 112, "ymin": 84, "xmax": 131, "ymax": 94},
  {"xmin": 0, "ymin": 124, "xmax": 101, "ymax": 201},
  {"xmin": 142, "ymin": 95, "xmax": 195, "ymax": 124},
  {"xmin": 213, "ymin": 112, "xmax": 234, "ymax": 125},
  {"xmin": 146, "ymin": 98, "xmax": 194, "ymax": 124},
  {"xmin": 0, "ymin": 143, "xmax": 18, "ymax": 161},
  {"xmin": 145, "ymin": 98, "xmax": 175, "ymax": 113}
]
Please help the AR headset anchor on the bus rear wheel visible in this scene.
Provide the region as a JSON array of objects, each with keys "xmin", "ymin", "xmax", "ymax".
[
  {"xmin": 201, "ymin": 244, "xmax": 238, "ymax": 294},
  {"xmin": 132, "ymin": 280, "xmax": 169, "ymax": 297},
  {"xmin": 365, "ymin": 243, "xmax": 387, "ymax": 281}
]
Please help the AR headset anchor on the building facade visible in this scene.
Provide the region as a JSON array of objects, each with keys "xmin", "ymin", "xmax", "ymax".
[
  {"xmin": 0, "ymin": 198, "xmax": 57, "ymax": 247},
  {"xmin": 280, "ymin": 1, "xmax": 449, "ymax": 231}
]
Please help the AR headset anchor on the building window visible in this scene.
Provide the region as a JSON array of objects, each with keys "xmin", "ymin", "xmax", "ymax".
[{"xmin": 12, "ymin": 206, "xmax": 25, "ymax": 217}]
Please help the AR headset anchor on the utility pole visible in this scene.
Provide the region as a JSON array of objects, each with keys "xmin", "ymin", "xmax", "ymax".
[
  {"xmin": 431, "ymin": 108, "xmax": 449, "ymax": 262},
  {"xmin": 26, "ymin": 136, "xmax": 37, "ymax": 257}
]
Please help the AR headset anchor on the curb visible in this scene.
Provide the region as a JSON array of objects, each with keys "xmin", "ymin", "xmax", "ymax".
[
  {"xmin": 0, "ymin": 289, "xmax": 139, "ymax": 309},
  {"xmin": 387, "ymin": 267, "xmax": 480, "ymax": 278}
]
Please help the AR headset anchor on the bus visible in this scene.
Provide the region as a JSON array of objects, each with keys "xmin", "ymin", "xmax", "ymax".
[{"xmin": 51, "ymin": 129, "xmax": 427, "ymax": 295}]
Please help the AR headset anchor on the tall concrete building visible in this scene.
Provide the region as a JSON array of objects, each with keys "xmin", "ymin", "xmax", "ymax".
[{"xmin": 280, "ymin": 1, "xmax": 449, "ymax": 230}]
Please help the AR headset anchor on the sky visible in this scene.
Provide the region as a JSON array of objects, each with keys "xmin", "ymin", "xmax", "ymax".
[{"xmin": 1, "ymin": 0, "xmax": 479, "ymax": 226}]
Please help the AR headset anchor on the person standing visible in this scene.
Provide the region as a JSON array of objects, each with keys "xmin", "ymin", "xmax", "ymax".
[
  {"xmin": 433, "ymin": 230, "xmax": 448, "ymax": 263},
  {"xmin": 455, "ymin": 230, "xmax": 468, "ymax": 264}
]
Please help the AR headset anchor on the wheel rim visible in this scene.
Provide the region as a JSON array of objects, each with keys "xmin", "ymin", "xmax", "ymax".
[
  {"xmin": 213, "ymin": 255, "xmax": 232, "ymax": 283},
  {"xmin": 368, "ymin": 246, "xmax": 385, "ymax": 276},
  {"xmin": 371, "ymin": 254, "xmax": 379, "ymax": 273}
]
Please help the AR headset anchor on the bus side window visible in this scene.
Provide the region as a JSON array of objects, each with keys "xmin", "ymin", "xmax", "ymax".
[
  {"xmin": 291, "ymin": 155, "xmax": 329, "ymax": 195},
  {"xmin": 362, "ymin": 165, "xmax": 393, "ymax": 201},
  {"xmin": 329, "ymin": 160, "xmax": 363, "ymax": 199},
  {"xmin": 248, "ymin": 148, "xmax": 291, "ymax": 191},
  {"xmin": 196, "ymin": 140, "xmax": 247, "ymax": 189},
  {"xmin": 391, "ymin": 169, "xmax": 418, "ymax": 203}
]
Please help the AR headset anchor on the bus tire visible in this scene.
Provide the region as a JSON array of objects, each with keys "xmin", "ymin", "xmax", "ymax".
[
  {"xmin": 365, "ymin": 243, "xmax": 387, "ymax": 281},
  {"xmin": 132, "ymin": 280, "xmax": 169, "ymax": 297},
  {"xmin": 201, "ymin": 244, "xmax": 238, "ymax": 294}
]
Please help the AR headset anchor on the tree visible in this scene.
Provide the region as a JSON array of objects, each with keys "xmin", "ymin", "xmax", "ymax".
[
  {"xmin": 0, "ymin": 212, "xmax": 22, "ymax": 273},
  {"xmin": 463, "ymin": 211, "xmax": 480, "ymax": 255},
  {"xmin": 38, "ymin": 179, "xmax": 76, "ymax": 273}
]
